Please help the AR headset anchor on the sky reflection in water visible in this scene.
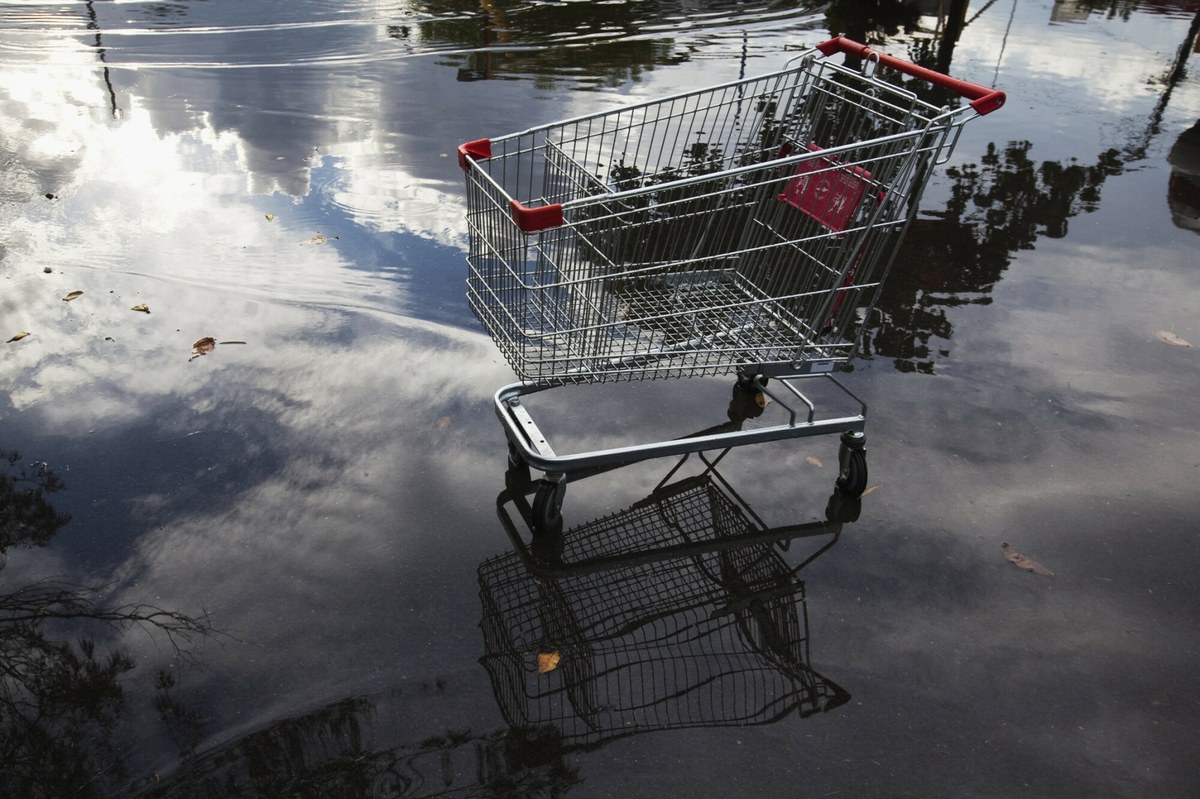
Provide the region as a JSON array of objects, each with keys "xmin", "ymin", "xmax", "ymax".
[{"xmin": 2, "ymin": 1, "xmax": 1200, "ymax": 797}]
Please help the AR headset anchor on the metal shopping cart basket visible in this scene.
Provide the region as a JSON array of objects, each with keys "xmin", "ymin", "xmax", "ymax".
[{"xmin": 459, "ymin": 37, "xmax": 1004, "ymax": 534}]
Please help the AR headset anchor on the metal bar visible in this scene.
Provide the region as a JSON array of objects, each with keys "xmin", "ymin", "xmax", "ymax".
[{"xmin": 496, "ymin": 375, "xmax": 865, "ymax": 475}]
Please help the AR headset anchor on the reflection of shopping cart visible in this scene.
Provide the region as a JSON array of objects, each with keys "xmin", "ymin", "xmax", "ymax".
[
  {"xmin": 481, "ymin": 469, "xmax": 851, "ymax": 747},
  {"xmin": 459, "ymin": 37, "xmax": 1004, "ymax": 533}
]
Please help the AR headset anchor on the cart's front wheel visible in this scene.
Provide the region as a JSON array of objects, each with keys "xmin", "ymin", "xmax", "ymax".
[
  {"xmin": 835, "ymin": 431, "xmax": 868, "ymax": 497},
  {"xmin": 532, "ymin": 478, "xmax": 565, "ymax": 537}
]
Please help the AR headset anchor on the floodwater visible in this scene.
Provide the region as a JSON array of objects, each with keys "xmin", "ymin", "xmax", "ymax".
[{"xmin": 2, "ymin": 1, "xmax": 1199, "ymax": 797}]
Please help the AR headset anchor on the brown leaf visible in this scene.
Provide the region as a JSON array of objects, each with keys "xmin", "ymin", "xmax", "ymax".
[
  {"xmin": 1001, "ymin": 542, "xmax": 1054, "ymax": 576},
  {"xmin": 435, "ymin": 415, "xmax": 452, "ymax": 430},
  {"xmin": 537, "ymin": 651, "xmax": 561, "ymax": 674},
  {"xmin": 7, "ymin": 331, "xmax": 31, "ymax": 343},
  {"xmin": 1156, "ymin": 330, "xmax": 1192, "ymax": 348},
  {"xmin": 131, "ymin": 304, "xmax": 150, "ymax": 313},
  {"xmin": 308, "ymin": 233, "xmax": 328, "ymax": 245},
  {"xmin": 191, "ymin": 337, "xmax": 216, "ymax": 356},
  {"xmin": 63, "ymin": 290, "xmax": 84, "ymax": 301}
]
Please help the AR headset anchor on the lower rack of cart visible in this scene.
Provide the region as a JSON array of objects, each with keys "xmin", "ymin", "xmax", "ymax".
[{"xmin": 498, "ymin": 368, "xmax": 870, "ymax": 535}]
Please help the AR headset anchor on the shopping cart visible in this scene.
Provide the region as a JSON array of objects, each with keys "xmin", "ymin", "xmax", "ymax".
[{"xmin": 459, "ymin": 36, "xmax": 1004, "ymax": 534}]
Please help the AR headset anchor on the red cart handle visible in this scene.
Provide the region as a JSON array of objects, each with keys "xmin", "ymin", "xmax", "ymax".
[{"xmin": 816, "ymin": 36, "xmax": 1005, "ymax": 115}]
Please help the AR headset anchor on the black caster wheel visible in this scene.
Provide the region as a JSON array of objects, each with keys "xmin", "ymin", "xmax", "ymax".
[
  {"xmin": 532, "ymin": 478, "xmax": 565, "ymax": 537},
  {"xmin": 835, "ymin": 431, "xmax": 868, "ymax": 497}
]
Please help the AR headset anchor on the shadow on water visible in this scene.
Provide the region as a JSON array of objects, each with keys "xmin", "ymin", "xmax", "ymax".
[{"xmin": 126, "ymin": 456, "xmax": 855, "ymax": 798}]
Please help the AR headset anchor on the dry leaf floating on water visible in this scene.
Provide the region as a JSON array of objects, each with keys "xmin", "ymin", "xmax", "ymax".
[
  {"xmin": 308, "ymin": 233, "xmax": 327, "ymax": 245},
  {"xmin": 1155, "ymin": 330, "xmax": 1192, "ymax": 348},
  {"xmin": 7, "ymin": 331, "xmax": 31, "ymax": 343},
  {"xmin": 435, "ymin": 416, "xmax": 452, "ymax": 430},
  {"xmin": 192, "ymin": 337, "xmax": 216, "ymax": 356},
  {"xmin": 537, "ymin": 651, "xmax": 562, "ymax": 674},
  {"xmin": 131, "ymin": 304, "xmax": 150, "ymax": 313},
  {"xmin": 265, "ymin": 213, "xmax": 275, "ymax": 222},
  {"xmin": 1001, "ymin": 542, "xmax": 1054, "ymax": 576},
  {"xmin": 63, "ymin": 290, "xmax": 84, "ymax": 301}
]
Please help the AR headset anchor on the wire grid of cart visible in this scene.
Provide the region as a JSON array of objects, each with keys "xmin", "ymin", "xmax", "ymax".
[
  {"xmin": 479, "ymin": 473, "xmax": 849, "ymax": 745},
  {"xmin": 459, "ymin": 37, "xmax": 1004, "ymax": 532}
]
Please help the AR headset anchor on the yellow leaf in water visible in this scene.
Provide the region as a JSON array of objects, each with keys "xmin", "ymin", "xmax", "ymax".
[
  {"xmin": 7, "ymin": 331, "xmax": 31, "ymax": 343},
  {"xmin": 264, "ymin": 213, "xmax": 275, "ymax": 222},
  {"xmin": 308, "ymin": 233, "xmax": 327, "ymax": 245},
  {"xmin": 537, "ymin": 651, "xmax": 561, "ymax": 674},
  {"xmin": 1001, "ymin": 542, "xmax": 1054, "ymax": 576},
  {"xmin": 131, "ymin": 304, "xmax": 150, "ymax": 313},
  {"xmin": 191, "ymin": 337, "xmax": 216, "ymax": 356},
  {"xmin": 1156, "ymin": 330, "xmax": 1192, "ymax": 347},
  {"xmin": 63, "ymin": 290, "xmax": 84, "ymax": 301},
  {"xmin": 805, "ymin": 455, "xmax": 823, "ymax": 468}
]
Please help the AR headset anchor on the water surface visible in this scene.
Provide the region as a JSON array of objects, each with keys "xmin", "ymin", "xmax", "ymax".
[{"xmin": 2, "ymin": 2, "xmax": 1199, "ymax": 797}]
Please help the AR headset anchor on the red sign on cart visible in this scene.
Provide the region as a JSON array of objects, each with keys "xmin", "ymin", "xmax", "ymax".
[{"xmin": 778, "ymin": 144, "xmax": 872, "ymax": 232}]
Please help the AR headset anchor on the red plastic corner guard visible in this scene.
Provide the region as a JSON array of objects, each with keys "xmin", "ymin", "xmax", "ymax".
[
  {"xmin": 816, "ymin": 36, "xmax": 1005, "ymax": 115},
  {"xmin": 510, "ymin": 200, "xmax": 564, "ymax": 233},
  {"xmin": 457, "ymin": 138, "xmax": 491, "ymax": 171},
  {"xmin": 458, "ymin": 137, "xmax": 563, "ymax": 231}
]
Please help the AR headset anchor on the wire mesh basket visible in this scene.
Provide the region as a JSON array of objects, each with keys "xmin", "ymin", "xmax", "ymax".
[{"xmin": 460, "ymin": 37, "xmax": 1004, "ymax": 385}]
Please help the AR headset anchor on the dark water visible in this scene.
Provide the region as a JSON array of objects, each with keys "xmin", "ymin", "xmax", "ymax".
[{"xmin": 2, "ymin": 1, "xmax": 1199, "ymax": 797}]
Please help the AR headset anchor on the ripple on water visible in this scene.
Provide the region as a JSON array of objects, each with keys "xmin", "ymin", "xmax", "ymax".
[{"xmin": 0, "ymin": 0, "xmax": 825, "ymax": 72}]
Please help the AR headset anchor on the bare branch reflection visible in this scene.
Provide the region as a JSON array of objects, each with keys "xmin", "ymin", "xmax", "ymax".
[{"xmin": 0, "ymin": 449, "xmax": 214, "ymax": 799}]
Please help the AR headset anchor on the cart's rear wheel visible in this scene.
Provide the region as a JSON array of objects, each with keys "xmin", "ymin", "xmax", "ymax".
[
  {"xmin": 532, "ymin": 478, "xmax": 564, "ymax": 537},
  {"xmin": 835, "ymin": 431, "xmax": 868, "ymax": 497}
]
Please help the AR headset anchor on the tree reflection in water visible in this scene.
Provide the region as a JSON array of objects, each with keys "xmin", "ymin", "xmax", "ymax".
[
  {"xmin": 851, "ymin": 2, "xmax": 1200, "ymax": 372},
  {"xmin": 0, "ymin": 449, "xmax": 212, "ymax": 799},
  {"xmin": 864, "ymin": 144, "xmax": 1126, "ymax": 373}
]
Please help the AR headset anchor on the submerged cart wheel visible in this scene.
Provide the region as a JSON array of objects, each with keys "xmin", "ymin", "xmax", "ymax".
[
  {"xmin": 532, "ymin": 478, "xmax": 564, "ymax": 537},
  {"xmin": 835, "ymin": 431, "xmax": 868, "ymax": 497}
]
